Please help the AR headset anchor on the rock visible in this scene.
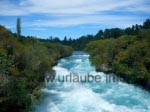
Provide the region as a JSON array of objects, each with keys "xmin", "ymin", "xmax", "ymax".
[{"xmin": 96, "ymin": 64, "xmax": 113, "ymax": 73}]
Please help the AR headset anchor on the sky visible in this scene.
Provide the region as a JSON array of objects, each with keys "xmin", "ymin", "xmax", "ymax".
[{"xmin": 0, "ymin": 0, "xmax": 150, "ymax": 39}]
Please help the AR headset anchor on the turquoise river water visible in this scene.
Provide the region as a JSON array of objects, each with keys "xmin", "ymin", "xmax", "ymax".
[{"xmin": 34, "ymin": 53, "xmax": 150, "ymax": 112}]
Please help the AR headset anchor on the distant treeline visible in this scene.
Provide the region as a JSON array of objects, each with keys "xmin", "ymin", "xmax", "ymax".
[
  {"xmin": 85, "ymin": 19, "xmax": 150, "ymax": 89},
  {"xmin": 40, "ymin": 19, "xmax": 150, "ymax": 50},
  {"xmin": 0, "ymin": 25, "xmax": 72, "ymax": 112}
]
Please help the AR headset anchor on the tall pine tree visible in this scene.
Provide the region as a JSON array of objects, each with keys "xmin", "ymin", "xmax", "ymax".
[{"xmin": 16, "ymin": 18, "xmax": 21, "ymax": 40}]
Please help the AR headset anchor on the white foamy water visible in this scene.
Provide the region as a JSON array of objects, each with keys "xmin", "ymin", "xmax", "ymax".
[{"xmin": 34, "ymin": 54, "xmax": 150, "ymax": 112}]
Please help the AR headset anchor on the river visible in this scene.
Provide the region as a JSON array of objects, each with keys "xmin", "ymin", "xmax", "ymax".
[{"xmin": 34, "ymin": 53, "xmax": 150, "ymax": 112}]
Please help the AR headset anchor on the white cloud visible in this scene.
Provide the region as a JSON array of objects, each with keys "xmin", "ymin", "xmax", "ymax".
[
  {"xmin": 23, "ymin": 0, "xmax": 149, "ymax": 14},
  {"xmin": 0, "ymin": 0, "xmax": 149, "ymax": 27},
  {"xmin": 20, "ymin": 14, "xmax": 141, "ymax": 28},
  {"xmin": 0, "ymin": 0, "xmax": 149, "ymax": 15}
]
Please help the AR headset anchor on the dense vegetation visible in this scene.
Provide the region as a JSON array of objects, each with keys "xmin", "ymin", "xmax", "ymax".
[
  {"xmin": 47, "ymin": 19, "xmax": 150, "ymax": 50},
  {"xmin": 0, "ymin": 25, "xmax": 72, "ymax": 112},
  {"xmin": 85, "ymin": 19, "xmax": 150, "ymax": 89}
]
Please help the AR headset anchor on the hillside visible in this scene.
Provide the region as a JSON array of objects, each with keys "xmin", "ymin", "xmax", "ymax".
[
  {"xmin": 0, "ymin": 25, "xmax": 72, "ymax": 112},
  {"xmin": 85, "ymin": 29, "xmax": 150, "ymax": 89}
]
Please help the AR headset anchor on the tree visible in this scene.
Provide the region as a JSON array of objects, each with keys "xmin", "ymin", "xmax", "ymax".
[
  {"xmin": 110, "ymin": 28, "xmax": 123, "ymax": 38},
  {"xmin": 16, "ymin": 18, "xmax": 21, "ymax": 40},
  {"xmin": 63, "ymin": 36, "xmax": 67, "ymax": 44},
  {"xmin": 95, "ymin": 30, "xmax": 103, "ymax": 39},
  {"xmin": 143, "ymin": 19, "xmax": 150, "ymax": 29},
  {"xmin": 49, "ymin": 36, "xmax": 53, "ymax": 41},
  {"xmin": 69, "ymin": 37, "xmax": 72, "ymax": 42},
  {"xmin": 52, "ymin": 37, "xmax": 60, "ymax": 43},
  {"xmin": 104, "ymin": 29, "xmax": 110, "ymax": 38},
  {"xmin": 63, "ymin": 36, "xmax": 67, "ymax": 42},
  {"xmin": 125, "ymin": 27, "xmax": 132, "ymax": 35}
]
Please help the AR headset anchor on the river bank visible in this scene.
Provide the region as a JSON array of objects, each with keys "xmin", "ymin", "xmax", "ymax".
[
  {"xmin": 0, "ymin": 25, "xmax": 73, "ymax": 112},
  {"xmin": 85, "ymin": 30, "xmax": 150, "ymax": 91},
  {"xmin": 30, "ymin": 53, "xmax": 74, "ymax": 111}
]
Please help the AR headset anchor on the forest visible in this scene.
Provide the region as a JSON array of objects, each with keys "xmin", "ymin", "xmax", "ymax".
[
  {"xmin": 44, "ymin": 19, "xmax": 150, "ymax": 50},
  {"xmin": 85, "ymin": 19, "xmax": 150, "ymax": 89},
  {"xmin": 0, "ymin": 25, "xmax": 72, "ymax": 112}
]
